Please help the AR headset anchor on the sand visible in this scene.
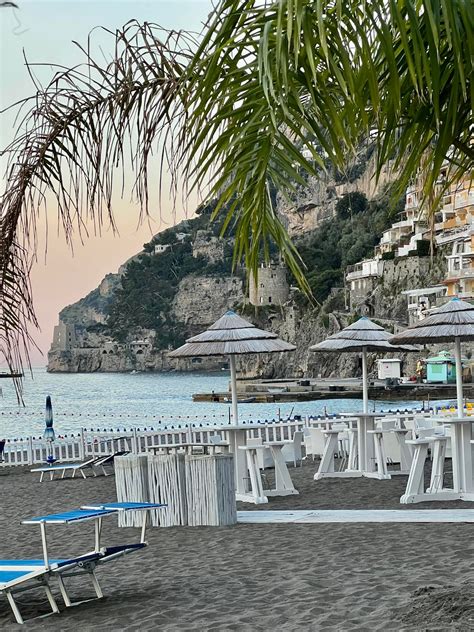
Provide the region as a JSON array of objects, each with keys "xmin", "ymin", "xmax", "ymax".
[{"xmin": 0, "ymin": 461, "xmax": 473, "ymax": 631}]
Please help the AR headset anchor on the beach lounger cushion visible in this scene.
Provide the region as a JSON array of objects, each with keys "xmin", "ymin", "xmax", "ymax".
[{"xmin": 22, "ymin": 508, "xmax": 116, "ymax": 524}]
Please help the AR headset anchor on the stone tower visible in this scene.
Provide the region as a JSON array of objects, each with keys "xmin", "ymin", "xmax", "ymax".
[
  {"xmin": 51, "ymin": 321, "xmax": 77, "ymax": 351},
  {"xmin": 249, "ymin": 265, "xmax": 289, "ymax": 306}
]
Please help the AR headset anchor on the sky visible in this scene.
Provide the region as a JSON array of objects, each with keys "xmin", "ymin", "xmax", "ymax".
[{"xmin": 1, "ymin": 0, "xmax": 213, "ymax": 366}]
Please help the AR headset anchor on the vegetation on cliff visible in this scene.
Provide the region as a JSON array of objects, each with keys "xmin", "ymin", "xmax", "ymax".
[
  {"xmin": 296, "ymin": 190, "xmax": 403, "ymax": 302},
  {"xmin": 106, "ymin": 211, "xmax": 238, "ymax": 348}
]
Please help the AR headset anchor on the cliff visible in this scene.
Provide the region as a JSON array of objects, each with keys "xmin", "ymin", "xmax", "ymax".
[{"xmin": 48, "ymin": 151, "xmax": 443, "ymax": 377}]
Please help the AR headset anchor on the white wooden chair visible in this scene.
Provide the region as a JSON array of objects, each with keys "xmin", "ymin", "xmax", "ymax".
[
  {"xmin": 281, "ymin": 431, "xmax": 304, "ymax": 467},
  {"xmin": 305, "ymin": 427, "xmax": 326, "ymax": 460}
]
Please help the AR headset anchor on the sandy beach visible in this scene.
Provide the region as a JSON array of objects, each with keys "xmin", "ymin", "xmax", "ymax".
[{"xmin": 1, "ymin": 461, "xmax": 473, "ymax": 631}]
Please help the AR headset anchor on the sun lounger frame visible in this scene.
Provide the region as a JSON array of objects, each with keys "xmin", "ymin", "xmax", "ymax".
[
  {"xmin": 1, "ymin": 503, "xmax": 165, "ymax": 624},
  {"xmin": 30, "ymin": 451, "xmax": 130, "ymax": 481},
  {"xmin": 0, "ymin": 564, "xmax": 60, "ymax": 624}
]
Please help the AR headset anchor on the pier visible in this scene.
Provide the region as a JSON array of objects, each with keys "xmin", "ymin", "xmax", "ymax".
[{"xmin": 193, "ymin": 377, "xmax": 474, "ymax": 403}]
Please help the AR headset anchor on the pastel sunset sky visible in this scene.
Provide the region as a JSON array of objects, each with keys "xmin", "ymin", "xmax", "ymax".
[{"xmin": 1, "ymin": 0, "xmax": 212, "ymax": 366}]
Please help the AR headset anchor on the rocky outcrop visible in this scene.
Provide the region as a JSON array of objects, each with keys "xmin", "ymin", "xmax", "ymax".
[
  {"xmin": 47, "ymin": 346, "xmax": 228, "ymax": 373},
  {"xmin": 279, "ymin": 151, "xmax": 395, "ymax": 235},
  {"xmin": 237, "ymin": 300, "xmax": 367, "ymax": 380},
  {"xmin": 172, "ymin": 275, "xmax": 244, "ymax": 329}
]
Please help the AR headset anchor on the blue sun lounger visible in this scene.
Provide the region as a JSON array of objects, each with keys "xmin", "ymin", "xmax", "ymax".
[{"xmin": 1, "ymin": 503, "xmax": 165, "ymax": 624}]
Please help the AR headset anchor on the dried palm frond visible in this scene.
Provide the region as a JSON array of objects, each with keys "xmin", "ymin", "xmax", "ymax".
[{"xmin": 1, "ymin": 21, "xmax": 194, "ymax": 398}]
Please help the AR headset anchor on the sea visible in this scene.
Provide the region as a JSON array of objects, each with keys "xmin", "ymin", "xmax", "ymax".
[{"xmin": 0, "ymin": 367, "xmax": 438, "ymax": 439}]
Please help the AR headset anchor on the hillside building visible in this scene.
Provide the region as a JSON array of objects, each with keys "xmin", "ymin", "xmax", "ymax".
[
  {"xmin": 345, "ymin": 259, "xmax": 382, "ymax": 311},
  {"xmin": 249, "ymin": 264, "xmax": 289, "ymax": 306},
  {"xmin": 129, "ymin": 340, "xmax": 152, "ymax": 354},
  {"xmin": 154, "ymin": 244, "xmax": 170, "ymax": 254},
  {"xmin": 402, "ymin": 286, "xmax": 448, "ymax": 325},
  {"xmin": 346, "ymin": 163, "xmax": 473, "ymax": 317},
  {"xmin": 443, "ymin": 229, "xmax": 474, "ymax": 299}
]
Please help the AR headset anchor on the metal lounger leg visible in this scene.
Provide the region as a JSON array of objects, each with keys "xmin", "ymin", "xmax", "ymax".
[
  {"xmin": 5, "ymin": 590, "xmax": 24, "ymax": 625},
  {"xmin": 43, "ymin": 582, "xmax": 60, "ymax": 614},
  {"xmin": 40, "ymin": 472, "xmax": 44, "ymax": 483},
  {"xmin": 80, "ymin": 469, "xmax": 87, "ymax": 479},
  {"xmin": 90, "ymin": 570, "xmax": 103, "ymax": 599},
  {"xmin": 56, "ymin": 574, "xmax": 72, "ymax": 607}
]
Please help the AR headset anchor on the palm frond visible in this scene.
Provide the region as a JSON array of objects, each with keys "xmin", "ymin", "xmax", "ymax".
[{"xmin": 1, "ymin": 1, "xmax": 473, "ymax": 393}]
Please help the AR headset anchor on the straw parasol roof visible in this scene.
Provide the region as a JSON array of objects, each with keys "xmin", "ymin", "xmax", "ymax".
[
  {"xmin": 310, "ymin": 317, "xmax": 417, "ymax": 353},
  {"xmin": 168, "ymin": 310, "xmax": 296, "ymax": 357},
  {"xmin": 390, "ymin": 298, "xmax": 474, "ymax": 345},
  {"xmin": 310, "ymin": 317, "xmax": 417, "ymax": 415}
]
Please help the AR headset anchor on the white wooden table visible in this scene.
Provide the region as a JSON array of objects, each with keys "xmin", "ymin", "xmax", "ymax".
[
  {"xmin": 401, "ymin": 418, "xmax": 474, "ymax": 503},
  {"xmin": 391, "ymin": 428, "xmax": 413, "ymax": 475},
  {"xmin": 367, "ymin": 429, "xmax": 391, "ymax": 480},
  {"xmin": 314, "ymin": 429, "xmax": 356, "ymax": 480},
  {"xmin": 262, "ymin": 441, "xmax": 299, "ymax": 497},
  {"xmin": 436, "ymin": 418, "xmax": 474, "ymax": 500},
  {"xmin": 340, "ymin": 412, "xmax": 385, "ymax": 477},
  {"xmin": 237, "ymin": 446, "xmax": 268, "ymax": 504},
  {"xmin": 218, "ymin": 424, "xmax": 270, "ymax": 503}
]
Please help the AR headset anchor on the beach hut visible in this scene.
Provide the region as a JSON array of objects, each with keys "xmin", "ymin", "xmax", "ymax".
[
  {"xmin": 425, "ymin": 350, "xmax": 465, "ymax": 384},
  {"xmin": 168, "ymin": 310, "xmax": 295, "ymax": 424}
]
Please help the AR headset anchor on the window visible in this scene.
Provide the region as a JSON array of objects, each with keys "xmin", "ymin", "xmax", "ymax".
[{"xmin": 268, "ymin": 296, "xmax": 272, "ymax": 303}]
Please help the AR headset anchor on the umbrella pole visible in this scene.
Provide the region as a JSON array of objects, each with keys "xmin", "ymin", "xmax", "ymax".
[
  {"xmin": 454, "ymin": 336, "xmax": 464, "ymax": 416},
  {"xmin": 362, "ymin": 348, "xmax": 369, "ymax": 414},
  {"xmin": 229, "ymin": 355, "xmax": 239, "ymax": 425}
]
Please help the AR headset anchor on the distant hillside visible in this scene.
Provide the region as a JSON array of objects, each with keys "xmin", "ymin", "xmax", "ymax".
[{"xmin": 48, "ymin": 149, "xmax": 402, "ymax": 374}]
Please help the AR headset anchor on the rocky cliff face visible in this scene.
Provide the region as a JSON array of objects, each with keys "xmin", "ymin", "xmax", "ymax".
[
  {"xmin": 48, "ymin": 269, "xmax": 245, "ymax": 372},
  {"xmin": 172, "ymin": 275, "xmax": 244, "ymax": 330},
  {"xmin": 280, "ymin": 150, "xmax": 394, "ymax": 235}
]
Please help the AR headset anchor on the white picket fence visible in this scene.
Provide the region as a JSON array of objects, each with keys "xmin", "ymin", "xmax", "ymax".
[
  {"xmin": 0, "ymin": 418, "xmax": 308, "ymax": 468},
  {"xmin": 0, "ymin": 403, "xmax": 431, "ymax": 468}
]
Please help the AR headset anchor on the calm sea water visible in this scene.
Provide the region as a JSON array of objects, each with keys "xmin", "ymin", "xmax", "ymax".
[{"xmin": 0, "ymin": 367, "xmax": 429, "ymax": 439}]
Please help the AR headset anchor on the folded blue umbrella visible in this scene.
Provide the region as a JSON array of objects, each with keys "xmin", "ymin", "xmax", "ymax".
[{"xmin": 43, "ymin": 395, "xmax": 55, "ymax": 442}]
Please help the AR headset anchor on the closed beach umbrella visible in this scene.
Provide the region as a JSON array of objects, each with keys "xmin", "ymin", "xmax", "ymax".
[
  {"xmin": 168, "ymin": 310, "xmax": 296, "ymax": 424},
  {"xmin": 310, "ymin": 317, "xmax": 417, "ymax": 413},
  {"xmin": 43, "ymin": 395, "xmax": 55, "ymax": 463},
  {"xmin": 391, "ymin": 298, "xmax": 474, "ymax": 414}
]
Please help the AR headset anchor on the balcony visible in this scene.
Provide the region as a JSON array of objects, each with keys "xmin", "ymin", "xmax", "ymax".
[
  {"xmin": 445, "ymin": 266, "xmax": 474, "ymax": 280},
  {"xmin": 436, "ymin": 225, "xmax": 473, "ymax": 245},
  {"xmin": 346, "ymin": 260, "xmax": 381, "ymax": 281}
]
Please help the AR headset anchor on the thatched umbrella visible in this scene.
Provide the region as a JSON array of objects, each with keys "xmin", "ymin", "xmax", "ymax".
[
  {"xmin": 310, "ymin": 317, "xmax": 417, "ymax": 413},
  {"xmin": 168, "ymin": 310, "xmax": 296, "ymax": 424},
  {"xmin": 391, "ymin": 298, "xmax": 474, "ymax": 414}
]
